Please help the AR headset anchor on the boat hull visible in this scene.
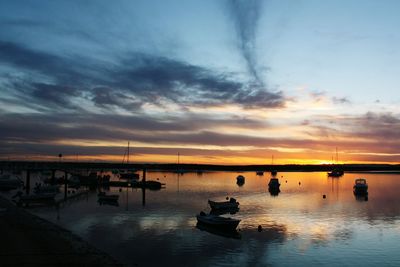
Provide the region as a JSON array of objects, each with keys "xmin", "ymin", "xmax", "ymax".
[
  {"xmin": 196, "ymin": 215, "xmax": 240, "ymax": 231},
  {"xmin": 208, "ymin": 200, "xmax": 239, "ymax": 210}
]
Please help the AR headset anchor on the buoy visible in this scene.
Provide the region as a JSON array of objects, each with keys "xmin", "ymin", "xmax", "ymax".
[
  {"xmin": 258, "ymin": 225, "xmax": 262, "ymax": 232},
  {"xmin": 119, "ymin": 188, "xmax": 122, "ymax": 192},
  {"xmin": 285, "ymin": 180, "xmax": 287, "ymax": 183},
  {"xmin": 323, "ymin": 194, "xmax": 326, "ymax": 199},
  {"xmin": 226, "ymin": 196, "xmax": 229, "ymax": 200},
  {"xmin": 299, "ymin": 182, "xmax": 301, "ymax": 185}
]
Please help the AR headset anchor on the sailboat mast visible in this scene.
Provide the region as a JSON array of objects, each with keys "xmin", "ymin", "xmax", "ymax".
[
  {"xmin": 127, "ymin": 141, "xmax": 130, "ymax": 165},
  {"xmin": 336, "ymin": 147, "xmax": 338, "ymax": 164}
]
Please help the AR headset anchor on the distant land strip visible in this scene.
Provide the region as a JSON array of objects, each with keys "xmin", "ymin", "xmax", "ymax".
[{"xmin": 1, "ymin": 161, "xmax": 400, "ymax": 172}]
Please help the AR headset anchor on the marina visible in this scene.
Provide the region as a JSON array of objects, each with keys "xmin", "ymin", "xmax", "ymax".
[{"xmin": 1, "ymin": 169, "xmax": 400, "ymax": 266}]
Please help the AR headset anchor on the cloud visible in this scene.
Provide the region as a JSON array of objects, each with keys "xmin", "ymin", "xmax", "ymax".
[
  {"xmin": 0, "ymin": 41, "xmax": 285, "ymax": 110},
  {"xmin": 332, "ymin": 96, "xmax": 351, "ymax": 104},
  {"xmin": 228, "ymin": 0, "xmax": 263, "ymax": 83}
]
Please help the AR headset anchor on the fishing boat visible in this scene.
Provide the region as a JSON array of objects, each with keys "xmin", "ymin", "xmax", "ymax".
[
  {"xmin": 353, "ymin": 178, "xmax": 368, "ymax": 195},
  {"xmin": 196, "ymin": 211, "xmax": 240, "ymax": 231},
  {"xmin": 0, "ymin": 174, "xmax": 23, "ymax": 190},
  {"xmin": 208, "ymin": 197, "xmax": 239, "ymax": 210},
  {"xmin": 98, "ymin": 192, "xmax": 119, "ymax": 202}
]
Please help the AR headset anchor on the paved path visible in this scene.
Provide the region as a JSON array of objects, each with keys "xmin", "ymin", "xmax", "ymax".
[{"xmin": 0, "ymin": 196, "xmax": 121, "ymax": 266}]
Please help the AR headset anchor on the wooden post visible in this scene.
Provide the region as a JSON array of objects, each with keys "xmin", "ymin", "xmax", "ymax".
[
  {"xmin": 142, "ymin": 168, "xmax": 146, "ymax": 182},
  {"xmin": 26, "ymin": 170, "xmax": 30, "ymax": 195},
  {"xmin": 142, "ymin": 187, "xmax": 146, "ymax": 207},
  {"xmin": 64, "ymin": 171, "xmax": 68, "ymax": 200},
  {"xmin": 142, "ymin": 168, "xmax": 146, "ymax": 206}
]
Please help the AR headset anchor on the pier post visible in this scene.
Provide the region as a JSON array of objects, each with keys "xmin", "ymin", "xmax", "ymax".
[
  {"xmin": 142, "ymin": 168, "xmax": 146, "ymax": 206},
  {"xmin": 142, "ymin": 187, "xmax": 146, "ymax": 207},
  {"xmin": 142, "ymin": 168, "xmax": 146, "ymax": 182},
  {"xmin": 25, "ymin": 170, "xmax": 30, "ymax": 195},
  {"xmin": 64, "ymin": 171, "xmax": 68, "ymax": 200}
]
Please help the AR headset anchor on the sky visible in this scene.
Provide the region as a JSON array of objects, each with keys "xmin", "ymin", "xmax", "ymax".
[{"xmin": 0, "ymin": 0, "xmax": 399, "ymax": 164}]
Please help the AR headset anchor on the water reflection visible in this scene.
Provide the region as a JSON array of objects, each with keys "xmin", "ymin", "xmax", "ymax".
[{"xmin": 25, "ymin": 171, "xmax": 400, "ymax": 266}]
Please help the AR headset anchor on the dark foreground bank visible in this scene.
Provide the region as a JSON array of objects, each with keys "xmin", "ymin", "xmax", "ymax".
[{"xmin": 0, "ymin": 196, "xmax": 121, "ymax": 266}]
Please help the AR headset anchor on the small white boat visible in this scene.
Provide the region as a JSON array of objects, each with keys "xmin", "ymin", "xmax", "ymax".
[
  {"xmin": 98, "ymin": 192, "xmax": 119, "ymax": 202},
  {"xmin": 0, "ymin": 174, "xmax": 23, "ymax": 190},
  {"xmin": 196, "ymin": 212, "xmax": 240, "ymax": 231},
  {"xmin": 208, "ymin": 198, "xmax": 239, "ymax": 210},
  {"xmin": 353, "ymin": 178, "xmax": 368, "ymax": 195}
]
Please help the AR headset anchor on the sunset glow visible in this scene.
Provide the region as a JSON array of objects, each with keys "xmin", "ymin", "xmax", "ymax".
[{"xmin": 0, "ymin": 0, "xmax": 399, "ymax": 165}]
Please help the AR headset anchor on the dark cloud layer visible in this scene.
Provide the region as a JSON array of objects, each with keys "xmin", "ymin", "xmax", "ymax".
[{"xmin": 0, "ymin": 40, "xmax": 284, "ymax": 111}]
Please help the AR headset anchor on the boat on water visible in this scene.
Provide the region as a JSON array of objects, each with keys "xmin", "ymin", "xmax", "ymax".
[
  {"xmin": 268, "ymin": 178, "xmax": 280, "ymax": 189},
  {"xmin": 327, "ymin": 169, "xmax": 344, "ymax": 177},
  {"xmin": 208, "ymin": 197, "xmax": 239, "ymax": 210},
  {"xmin": 196, "ymin": 211, "xmax": 240, "ymax": 231},
  {"xmin": 353, "ymin": 178, "xmax": 368, "ymax": 195},
  {"xmin": 119, "ymin": 172, "xmax": 140, "ymax": 180},
  {"xmin": 0, "ymin": 174, "xmax": 23, "ymax": 190},
  {"xmin": 98, "ymin": 192, "xmax": 119, "ymax": 202},
  {"xmin": 270, "ymin": 170, "xmax": 278, "ymax": 176},
  {"xmin": 256, "ymin": 171, "xmax": 264, "ymax": 176},
  {"xmin": 236, "ymin": 175, "xmax": 245, "ymax": 183},
  {"xmin": 196, "ymin": 221, "xmax": 241, "ymax": 239}
]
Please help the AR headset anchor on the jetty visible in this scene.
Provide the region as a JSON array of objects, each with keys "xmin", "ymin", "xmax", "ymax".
[{"xmin": 0, "ymin": 196, "xmax": 121, "ymax": 266}]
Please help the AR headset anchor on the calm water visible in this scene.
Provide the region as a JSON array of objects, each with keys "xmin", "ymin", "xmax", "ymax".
[{"xmin": 29, "ymin": 171, "xmax": 400, "ymax": 266}]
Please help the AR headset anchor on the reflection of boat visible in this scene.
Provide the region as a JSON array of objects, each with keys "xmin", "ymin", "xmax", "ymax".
[
  {"xmin": 268, "ymin": 187, "xmax": 280, "ymax": 196},
  {"xmin": 256, "ymin": 171, "xmax": 264, "ymax": 176},
  {"xmin": 0, "ymin": 174, "xmax": 23, "ymax": 190},
  {"xmin": 196, "ymin": 211, "xmax": 240, "ymax": 231},
  {"xmin": 196, "ymin": 222, "xmax": 241, "ymax": 239},
  {"xmin": 353, "ymin": 178, "xmax": 368, "ymax": 195},
  {"xmin": 327, "ymin": 169, "xmax": 344, "ymax": 177},
  {"xmin": 98, "ymin": 192, "xmax": 119, "ymax": 202},
  {"xmin": 208, "ymin": 198, "xmax": 239, "ymax": 210}
]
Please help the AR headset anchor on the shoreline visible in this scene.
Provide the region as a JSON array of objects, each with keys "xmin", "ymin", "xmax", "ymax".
[
  {"xmin": 1, "ymin": 161, "xmax": 400, "ymax": 173},
  {"xmin": 0, "ymin": 196, "xmax": 121, "ymax": 266}
]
